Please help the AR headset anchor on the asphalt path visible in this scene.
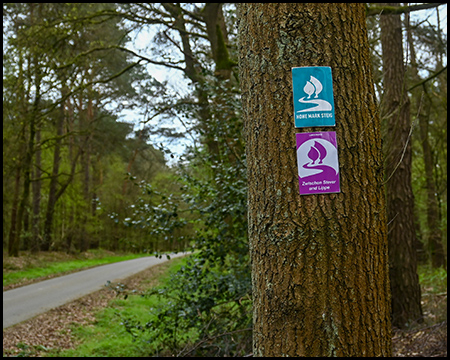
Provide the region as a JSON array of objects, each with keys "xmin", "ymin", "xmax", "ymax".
[{"xmin": 3, "ymin": 252, "xmax": 188, "ymax": 328}]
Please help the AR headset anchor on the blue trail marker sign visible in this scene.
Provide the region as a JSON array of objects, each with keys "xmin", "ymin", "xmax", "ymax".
[{"xmin": 292, "ymin": 67, "xmax": 335, "ymax": 127}]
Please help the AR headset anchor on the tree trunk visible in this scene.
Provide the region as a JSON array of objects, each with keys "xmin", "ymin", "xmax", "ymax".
[
  {"xmin": 42, "ymin": 83, "xmax": 67, "ymax": 251},
  {"xmin": 8, "ymin": 166, "xmax": 22, "ymax": 257},
  {"xmin": 238, "ymin": 3, "xmax": 391, "ymax": 357},
  {"xmin": 42, "ymin": 102, "xmax": 65, "ymax": 251},
  {"xmin": 8, "ymin": 51, "xmax": 25, "ymax": 257},
  {"xmin": 418, "ymin": 100, "xmax": 446, "ymax": 269},
  {"xmin": 163, "ymin": 3, "xmax": 235, "ymax": 158},
  {"xmin": 15, "ymin": 23, "xmax": 40, "ymax": 255},
  {"xmin": 380, "ymin": 3, "xmax": 423, "ymax": 328},
  {"xmin": 405, "ymin": 13, "xmax": 446, "ymax": 270},
  {"xmin": 79, "ymin": 92, "xmax": 94, "ymax": 252},
  {"xmin": 31, "ymin": 128, "xmax": 42, "ymax": 253}
]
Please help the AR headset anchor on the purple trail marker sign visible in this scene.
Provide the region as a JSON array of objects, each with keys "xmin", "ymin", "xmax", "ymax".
[{"xmin": 296, "ymin": 132, "xmax": 341, "ymax": 195}]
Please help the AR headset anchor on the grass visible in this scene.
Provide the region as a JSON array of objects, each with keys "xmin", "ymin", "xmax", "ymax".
[
  {"xmin": 52, "ymin": 256, "xmax": 188, "ymax": 357},
  {"xmin": 60, "ymin": 298, "xmax": 163, "ymax": 357},
  {"xmin": 418, "ymin": 264, "xmax": 447, "ymax": 294},
  {"xmin": 417, "ymin": 264, "xmax": 447, "ymax": 326},
  {"xmin": 3, "ymin": 249, "xmax": 155, "ymax": 288}
]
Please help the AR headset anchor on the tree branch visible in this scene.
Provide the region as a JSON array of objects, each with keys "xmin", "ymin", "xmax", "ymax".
[
  {"xmin": 408, "ymin": 66, "xmax": 447, "ymax": 92},
  {"xmin": 58, "ymin": 45, "xmax": 185, "ymax": 73},
  {"xmin": 366, "ymin": 3, "xmax": 446, "ymax": 17}
]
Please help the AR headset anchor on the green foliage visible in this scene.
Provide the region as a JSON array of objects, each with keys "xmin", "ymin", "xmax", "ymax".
[
  {"xmin": 54, "ymin": 257, "xmax": 186, "ymax": 357},
  {"xmin": 138, "ymin": 254, "xmax": 252, "ymax": 356},
  {"xmin": 114, "ymin": 68, "xmax": 252, "ymax": 355},
  {"xmin": 418, "ymin": 265, "xmax": 447, "ymax": 294},
  {"xmin": 121, "ymin": 177, "xmax": 189, "ymax": 251},
  {"xmin": 3, "ymin": 3, "xmax": 176, "ymax": 254}
]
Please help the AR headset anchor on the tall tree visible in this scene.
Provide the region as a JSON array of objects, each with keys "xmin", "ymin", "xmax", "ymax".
[
  {"xmin": 379, "ymin": 3, "xmax": 423, "ymax": 328},
  {"xmin": 238, "ymin": 3, "xmax": 391, "ymax": 356},
  {"xmin": 39, "ymin": 3, "xmax": 140, "ymax": 251},
  {"xmin": 41, "ymin": 79, "xmax": 71, "ymax": 251},
  {"xmin": 4, "ymin": 3, "xmax": 146, "ymax": 253},
  {"xmin": 4, "ymin": 3, "xmax": 44, "ymax": 256},
  {"xmin": 405, "ymin": 10, "xmax": 447, "ymax": 269},
  {"xmin": 114, "ymin": 4, "xmax": 240, "ymax": 159}
]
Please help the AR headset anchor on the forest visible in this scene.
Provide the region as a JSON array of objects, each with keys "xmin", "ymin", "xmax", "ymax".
[{"xmin": 3, "ymin": 3, "xmax": 447, "ymax": 357}]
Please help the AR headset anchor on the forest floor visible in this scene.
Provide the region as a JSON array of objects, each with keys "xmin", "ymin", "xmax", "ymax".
[
  {"xmin": 2, "ymin": 252, "xmax": 447, "ymax": 357},
  {"xmin": 392, "ymin": 284, "xmax": 447, "ymax": 357}
]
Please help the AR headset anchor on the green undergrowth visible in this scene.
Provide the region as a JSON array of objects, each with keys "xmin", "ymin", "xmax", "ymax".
[
  {"xmin": 3, "ymin": 249, "xmax": 156, "ymax": 288},
  {"xmin": 17, "ymin": 255, "xmax": 445, "ymax": 357},
  {"xmin": 417, "ymin": 264, "xmax": 447, "ymax": 325},
  {"xmin": 418, "ymin": 264, "xmax": 447, "ymax": 294},
  {"xmin": 52, "ymin": 256, "xmax": 189, "ymax": 357}
]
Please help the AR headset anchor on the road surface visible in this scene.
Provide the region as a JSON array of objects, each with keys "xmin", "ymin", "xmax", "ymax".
[{"xmin": 3, "ymin": 253, "xmax": 188, "ymax": 328}]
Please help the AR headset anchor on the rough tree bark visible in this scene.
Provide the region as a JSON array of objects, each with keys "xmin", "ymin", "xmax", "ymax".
[
  {"xmin": 380, "ymin": 3, "xmax": 423, "ymax": 328},
  {"xmin": 238, "ymin": 3, "xmax": 391, "ymax": 356}
]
